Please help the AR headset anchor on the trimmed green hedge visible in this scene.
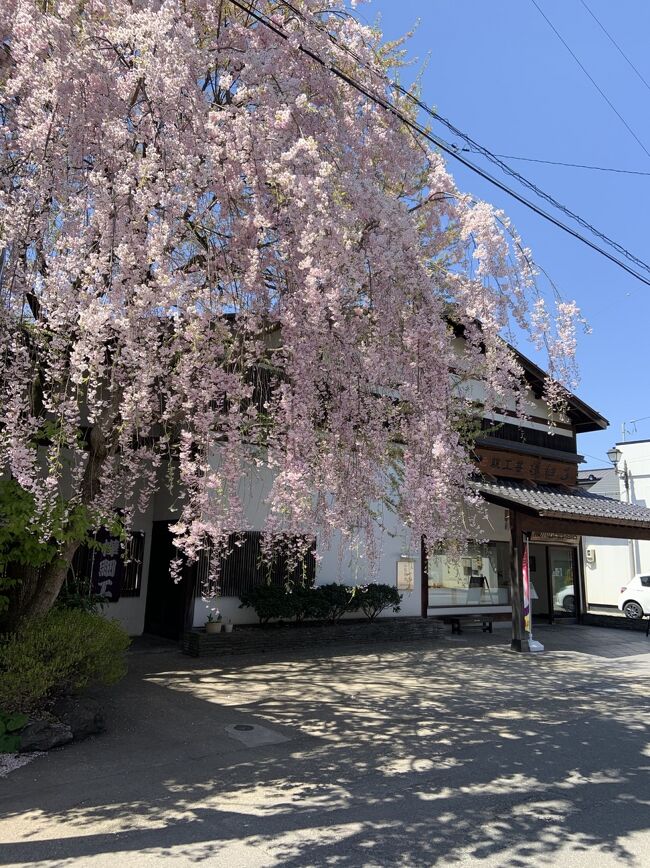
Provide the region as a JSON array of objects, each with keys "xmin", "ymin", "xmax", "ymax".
[
  {"xmin": 239, "ymin": 582, "xmax": 401, "ymax": 624},
  {"xmin": 238, "ymin": 584, "xmax": 288, "ymax": 624},
  {"xmin": 358, "ymin": 583, "xmax": 401, "ymax": 620},
  {"xmin": 0, "ymin": 609, "xmax": 130, "ymax": 714}
]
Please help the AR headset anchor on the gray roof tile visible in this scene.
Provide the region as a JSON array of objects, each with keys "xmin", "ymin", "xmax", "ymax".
[{"xmin": 478, "ymin": 477, "xmax": 650, "ymax": 527}]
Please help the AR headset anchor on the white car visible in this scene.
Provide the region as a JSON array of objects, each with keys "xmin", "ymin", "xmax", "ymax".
[
  {"xmin": 553, "ymin": 585, "xmax": 576, "ymax": 614},
  {"xmin": 617, "ymin": 574, "xmax": 650, "ymax": 619}
]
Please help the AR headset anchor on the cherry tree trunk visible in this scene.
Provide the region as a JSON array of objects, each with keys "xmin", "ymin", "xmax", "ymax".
[
  {"xmin": 9, "ymin": 425, "xmax": 110, "ymax": 626},
  {"xmin": 18, "ymin": 539, "xmax": 81, "ymax": 622}
]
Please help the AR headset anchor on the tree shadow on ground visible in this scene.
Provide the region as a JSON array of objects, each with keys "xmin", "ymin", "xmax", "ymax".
[{"xmin": 2, "ymin": 629, "xmax": 650, "ymax": 866}]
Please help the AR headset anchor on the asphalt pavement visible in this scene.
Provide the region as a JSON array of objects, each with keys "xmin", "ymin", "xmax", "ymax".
[{"xmin": 1, "ymin": 624, "xmax": 650, "ymax": 867}]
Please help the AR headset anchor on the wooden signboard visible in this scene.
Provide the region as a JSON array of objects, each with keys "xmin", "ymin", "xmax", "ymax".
[
  {"xmin": 90, "ymin": 528, "xmax": 125, "ymax": 602},
  {"xmin": 475, "ymin": 446, "xmax": 577, "ymax": 486},
  {"xmin": 529, "ymin": 532, "xmax": 579, "ymax": 545}
]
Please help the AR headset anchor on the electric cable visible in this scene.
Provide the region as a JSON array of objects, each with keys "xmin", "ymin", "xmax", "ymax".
[
  {"xmin": 277, "ymin": 0, "xmax": 650, "ymax": 276},
  {"xmin": 227, "ymin": 0, "xmax": 650, "ymax": 288},
  {"xmin": 578, "ymin": 0, "xmax": 650, "ymax": 96},
  {"xmin": 423, "ymin": 110, "xmax": 650, "ymax": 274},
  {"xmin": 463, "ymin": 151, "xmax": 650, "ymax": 177},
  {"xmin": 530, "ymin": 0, "xmax": 650, "ymax": 160}
]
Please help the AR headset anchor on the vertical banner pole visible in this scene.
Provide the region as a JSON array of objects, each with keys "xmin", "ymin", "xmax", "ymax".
[
  {"xmin": 522, "ymin": 533, "xmax": 544, "ymax": 653},
  {"xmin": 522, "ymin": 536, "xmax": 531, "ymax": 637}
]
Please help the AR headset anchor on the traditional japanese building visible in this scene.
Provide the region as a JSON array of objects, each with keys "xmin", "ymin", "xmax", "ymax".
[{"xmin": 83, "ymin": 345, "xmax": 650, "ymax": 651}]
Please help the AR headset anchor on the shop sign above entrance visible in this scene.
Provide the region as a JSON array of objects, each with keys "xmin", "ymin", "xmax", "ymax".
[
  {"xmin": 529, "ymin": 532, "xmax": 579, "ymax": 546},
  {"xmin": 475, "ymin": 446, "xmax": 577, "ymax": 486}
]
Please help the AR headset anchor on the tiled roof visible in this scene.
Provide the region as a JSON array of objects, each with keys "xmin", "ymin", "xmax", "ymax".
[{"xmin": 478, "ymin": 477, "xmax": 650, "ymax": 527}]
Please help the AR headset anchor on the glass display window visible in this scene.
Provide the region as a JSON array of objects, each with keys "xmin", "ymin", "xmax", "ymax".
[{"xmin": 427, "ymin": 541, "xmax": 511, "ymax": 607}]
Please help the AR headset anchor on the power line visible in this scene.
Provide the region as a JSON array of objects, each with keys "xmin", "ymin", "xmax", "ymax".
[
  {"xmin": 530, "ymin": 0, "xmax": 650, "ymax": 161},
  {"xmin": 463, "ymin": 150, "xmax": 650, "ymax": 177},
  {"xmin": 580, "ymin": 453, "xmax": 612, "ymax": 465},
  {"xmin": 421, "ymin": 110, "xmax": 650, "ymax": 275},
  {"xmin": 227, "ymin": 0, "xmax": 650, "ymax": 289},
  {"xmin": 276, "ymin": 0, "xmax": 650, "ymax": 277},
  {"xmin": 578, "ymin": 0, "xmax": 650, "ymax": 95}
]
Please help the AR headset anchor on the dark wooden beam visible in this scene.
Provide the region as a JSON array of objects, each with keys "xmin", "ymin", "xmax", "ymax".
[
  {"xmin": 420, "ymin": 536, "xmax": 428, "ymax": 619},
  {"xmin": 519, "ymin": 514, "xmax": 650, "ymax": 541},
  {"xmin": 509, "ymin": 510, "xmax": 526, "ymax": 650}
]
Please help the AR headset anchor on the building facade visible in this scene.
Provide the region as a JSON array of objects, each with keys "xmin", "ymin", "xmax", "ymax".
[
  {"xmin": 580, "ymin": 439, "xmax": 650, "ymax": 609},
  {"xmin": 74, "ymin": 344, "xmax": 650, "ymax": 647}
]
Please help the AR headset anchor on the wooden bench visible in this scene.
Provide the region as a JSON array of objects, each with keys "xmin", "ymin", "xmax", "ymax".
[{"xmin": 441, "ymin": 615, "xmax": 494, "ymax": 635}]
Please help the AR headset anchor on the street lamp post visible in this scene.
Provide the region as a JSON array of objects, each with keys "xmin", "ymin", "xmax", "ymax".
[
  {"xmin": 606, "ymin": 446, "xmax": 629, "ymax": 497},
  {"xmin": 607, "ymin": 446, "xmax": 636, "ymax": 578}
]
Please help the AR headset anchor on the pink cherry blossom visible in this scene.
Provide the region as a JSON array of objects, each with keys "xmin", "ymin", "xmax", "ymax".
[{"xmin": 0, "ymin": 0, "xmax": 583, "ymax": 610}]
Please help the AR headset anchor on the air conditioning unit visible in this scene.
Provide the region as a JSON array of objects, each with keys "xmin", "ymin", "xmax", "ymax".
[{"xmin": 585, "ymin": 546, "xmax": 596, "ymax": 566}]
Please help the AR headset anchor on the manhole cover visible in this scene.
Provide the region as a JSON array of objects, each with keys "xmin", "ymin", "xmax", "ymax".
[{"xmin": 226, "ymin": 722, "xmax": 289, "ymax": 746}]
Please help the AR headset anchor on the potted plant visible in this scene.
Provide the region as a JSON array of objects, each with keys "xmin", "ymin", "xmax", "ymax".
[
  {"xmin": 223, "ymin": 618, "xmax": 234, "ymax": 633},
  {"xmin": 205, "ymin": 610, "xmax": 222, "ymax": 634}
]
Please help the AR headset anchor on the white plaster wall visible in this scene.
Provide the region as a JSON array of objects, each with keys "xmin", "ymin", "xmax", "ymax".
[
  {"xmin": 623, "ymin": 442, "xmax": 650, "ymax": 576},
  {"xmin": 192, "ymin": 487, "xmax": 423, "ymax": 625},
  {"xmin": 191, "ymin": 458, "xmax": 513, "ymax": 627},
  {"xmin": 312, "ymin": 500, "xmax": 422, "ymax": 618},
  {"xmin": 457, "ymin": 376, "xmax": 547, "ymax": 421},
  {"xmin": 103, "ymin": 438, "xmax": 519, "ymax": 632},
  {"xmin": 193, "ymin": 595, "xmax": 254, "ymax": 626},
  {"xmin": 103, "ymin": 497, "xmax": 155, "ymax": 635},
  {"xmin": 191, "ymin": 452, "xmax": 419, "ymax": 625}
]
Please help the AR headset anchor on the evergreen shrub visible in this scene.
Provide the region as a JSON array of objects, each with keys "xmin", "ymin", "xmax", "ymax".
[
  {"xmin": 240, "ymin": 582, "xmax": 364, "ymax": 623},
  {"xmin": 0, "ymin": 609, "xmax": 130, "ymax": 714},
  {"xmin": 358, "ymin": 583, "xmax": 402, "ymax": 620},
  {"xmin": 316, "ymin": 583, "xmax": 359, "ymax": 622},
  {"xmin": 238, "ymin": 584, "xmax": 291, "ymax": 623}
]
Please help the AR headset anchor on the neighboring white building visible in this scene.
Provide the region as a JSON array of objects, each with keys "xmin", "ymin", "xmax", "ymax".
[{"xmin": 580, "ymin": 440, "xmax": 650, "ymax": 609}]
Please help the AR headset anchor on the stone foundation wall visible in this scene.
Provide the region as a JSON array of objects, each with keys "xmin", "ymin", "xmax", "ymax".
[
  {"xmin": 583, "ymin": 613, "xmax": 650, "ymax": 632},
  {"xmin": 183, "ymin": 616, "xmax": 445, "ymax": 657}
]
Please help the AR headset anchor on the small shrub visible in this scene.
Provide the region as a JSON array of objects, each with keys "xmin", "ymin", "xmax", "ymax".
[
  {"xmin": 286, "ymin": 585, "xmax": 329, "ymax": 622},
  {"xmin": 239, "ymin": 584, "xmax": 291, "ymax": 623},
  {"xmin": 0, "ymin": 609, "xmax": 131, "ymax": 714},
  {"xmin": 239, "ymin": 583, "xmax": 334, "ymax": 624},
  {"xmin": 358, "ymin": 583, "xmax": 402, "ymax": 621},
  {"xmin": 55, "ymin": 589, "xmax": 107, "ymax": 615},
  {"xmin": 317, "ymin": 583, "xmax": 360, "ymax": 622},
  {"xmin": 239, "ymin": 582, "xmax": 399, "ymax": 625}
]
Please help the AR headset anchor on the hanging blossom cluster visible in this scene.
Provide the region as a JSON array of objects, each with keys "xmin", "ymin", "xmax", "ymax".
[{"xmin": 0, "ymin": 0, "xmax": 583, "ymax": 575}]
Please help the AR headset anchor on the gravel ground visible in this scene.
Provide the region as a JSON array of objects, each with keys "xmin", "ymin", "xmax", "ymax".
[{"xmin": 0, "ymin": 752, "xmax": 41, "ymax": 779}]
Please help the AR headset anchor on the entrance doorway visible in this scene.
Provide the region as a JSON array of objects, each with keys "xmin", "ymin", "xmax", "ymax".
[
  {"xmin": 529, "ymin": 542, "xmax": 578, "ymax": 622},
  {"xmin": 144, "ymin": 521, "xmax": 196, "ymax": 640},
  {"xmin": 549, "ymin": 546, "xmax": 577, "ymax": 618}
]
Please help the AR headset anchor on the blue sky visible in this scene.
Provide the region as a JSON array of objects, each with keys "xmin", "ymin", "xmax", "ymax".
[{"xmin": 360, "ymin": 0, "xmax": 650, "ymax": 466}]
